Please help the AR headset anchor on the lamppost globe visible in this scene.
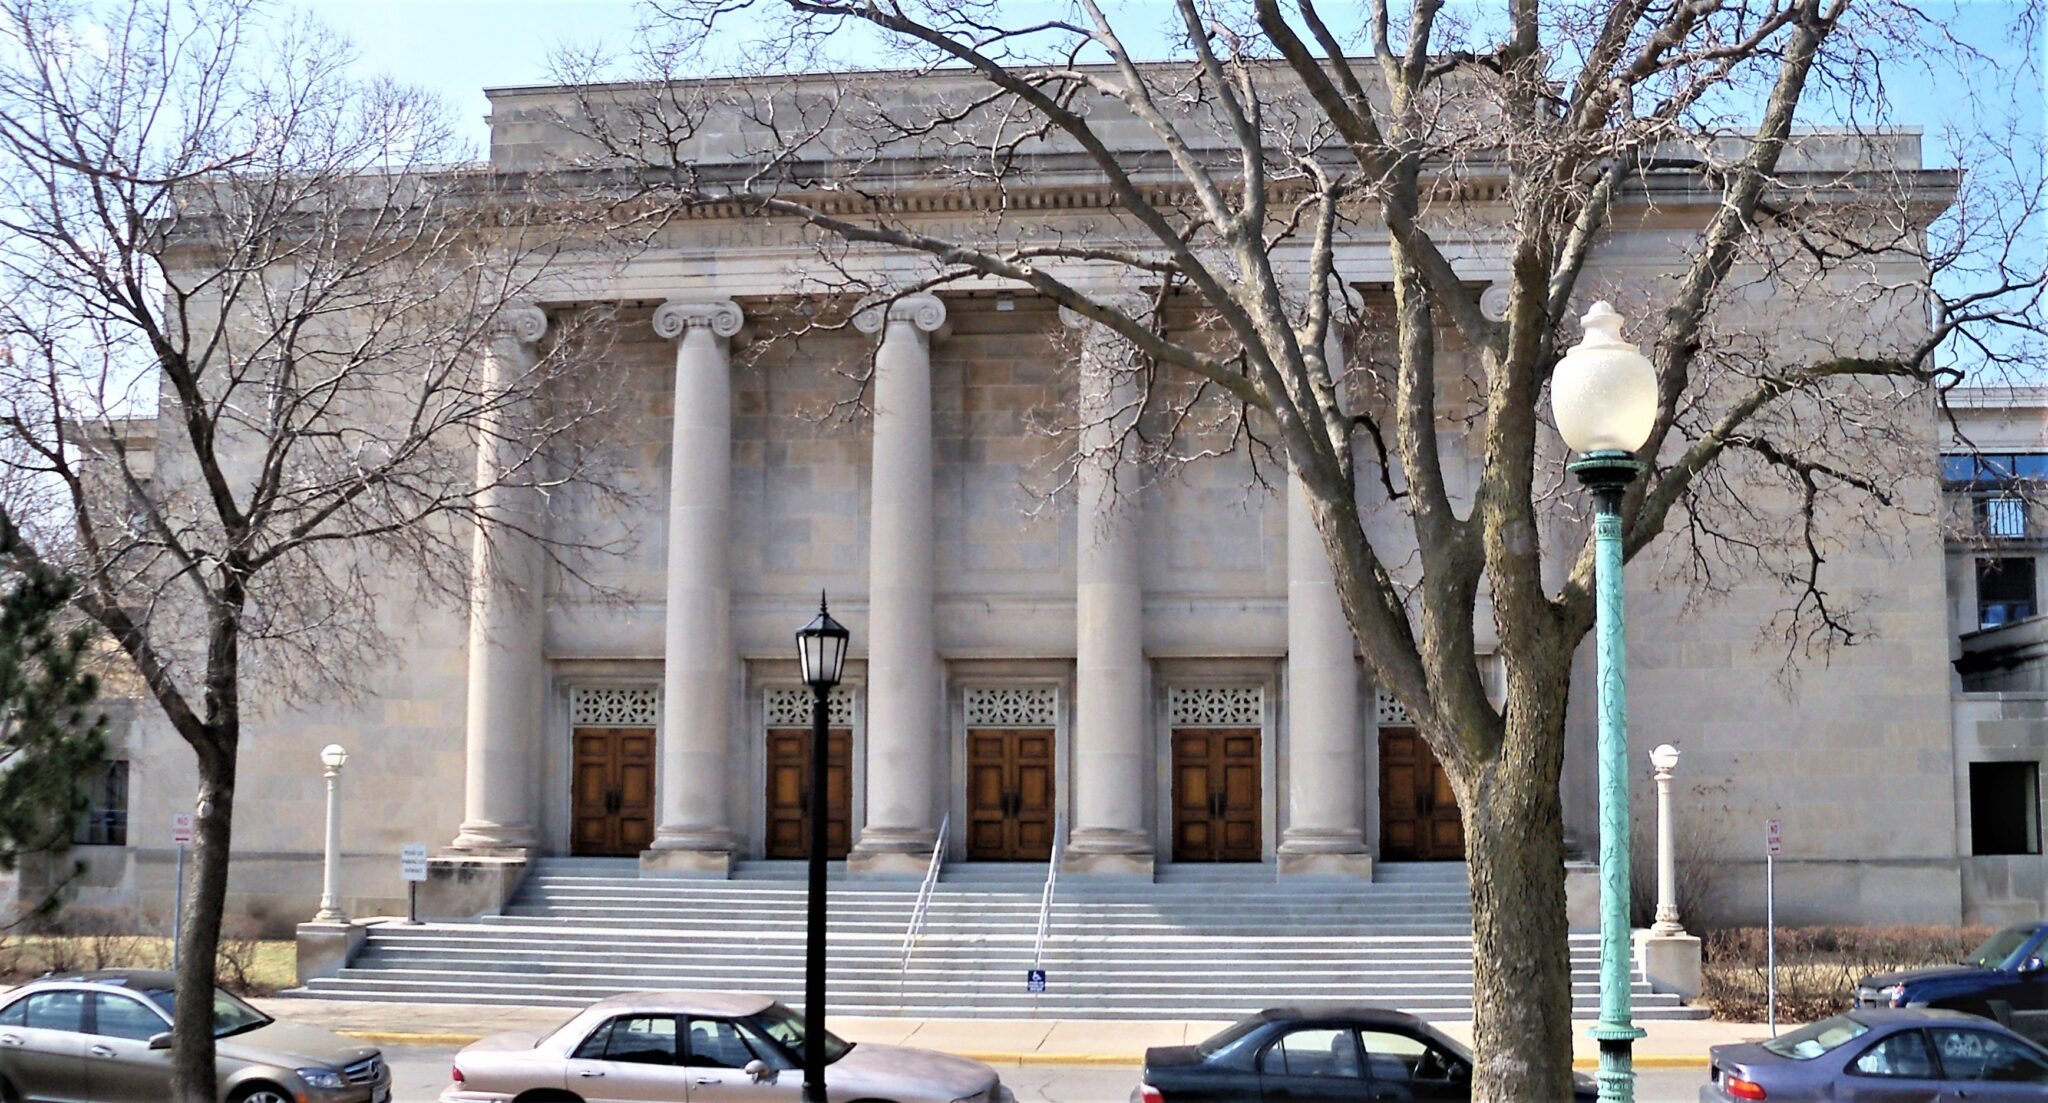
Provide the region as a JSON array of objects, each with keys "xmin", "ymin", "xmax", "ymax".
[
  {"xmin": 795, "ymin": 593, "xmax": 849, "ymax": 690},
  {"xmin": 1650, "ymin": 743, "xmax": 1681, "ymax": 771},
  {"xmin": 1552, "ymin": 301, "xmax": 1658, "ymax": 455},
  {"xmin": 320, "ymin": 743, "xmax": 349, "ymax": 770}
]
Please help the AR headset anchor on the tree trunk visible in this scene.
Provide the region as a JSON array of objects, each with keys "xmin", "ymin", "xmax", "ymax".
[
  {"xmin": 1459, "ymin": 691, "xmax": 1575, "ymax": 1103},
  {"xmin": 171, "ymin": 739, "xmax": 234, "ymax": 1103},
  {"xmin": 173, "ymin": 597, "xmax": 242, "ymax": 1103}
]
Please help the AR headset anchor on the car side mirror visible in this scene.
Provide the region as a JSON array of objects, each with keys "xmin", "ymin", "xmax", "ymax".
[
  {"xmin": 147, "ymin": 1032, "xmax": 171, "ymax": 1051},
  {"xmin": 745, "ymin": 1058, "xmax": 774, "ymax": 1083},
  {"xmin": 2022, "ymin": 957, "xmax": 2045, "ymax": 976}
]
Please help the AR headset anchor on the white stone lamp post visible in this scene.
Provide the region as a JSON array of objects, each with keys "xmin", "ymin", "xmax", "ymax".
[
  {"xmin": 1649, "ymin": 743, "xmax": 1684, "ymax": 934},
  {"xmin": 313, "ymin": 743, "xmax": 349, "ymax": 925},
  {"xmin": 1638, "ymin": 742, "xmax": 1704, "ymax": 1001}
]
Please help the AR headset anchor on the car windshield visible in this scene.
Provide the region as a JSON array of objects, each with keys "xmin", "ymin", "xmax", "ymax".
[
  {"xmin": 751, "ymin": 1004, "xmax": 851, "ymax": 1064},
  {"xmin": 144, "ymin": 987, "xmax": 272, "ymax": 1039},
  {"xmin": 1761, "ymin": 1016, "xmax": 1870, "ymax": 1060},
  {"xmin": 1964, "ymin": 926, "xmax": 2036, "ymax": 969}
]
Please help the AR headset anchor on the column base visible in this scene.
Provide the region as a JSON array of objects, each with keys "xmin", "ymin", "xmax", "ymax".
[
  {"xmin": 1060, "ymin": 850, "xmax": 1155, "ymax": 878},
  {"xmin": 449, "ymin": 822, "xmax": 538, "ymax": 853},
  {"xmin": 847, "ymin": 829, "xmax": 940, "ymax": 878},
  {"xmin": 1277, "ymin": 850, "xmax": 1373, "ymax": 879},
  {"xmin": 1636, "ymin": 930, "xmax": 1703, "ymax": 1000},
  {"xmin": 639, "ymin": 848, "xmax": 732, "ymax": 879},
  {"xmin": 1277, "ymin": 828, "xmax": 1369, "ymax": 879},
  {"xmin": 1063, "ymin": 828, "xmax": 1154, "ymax": 877}
]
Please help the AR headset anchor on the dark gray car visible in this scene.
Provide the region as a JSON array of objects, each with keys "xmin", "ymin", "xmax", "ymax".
[
  {"xmin": 1701, "ymin": 1008, "xmax": 2048, "ymax": 1101},
  {"xmin": 0, "ymin": 970, "xmax": 390, "ymax": 1103}
]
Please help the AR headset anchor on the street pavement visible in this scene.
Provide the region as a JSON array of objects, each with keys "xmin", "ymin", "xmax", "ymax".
[
  {"xmin": 385, "ymin": 1042, "xmax": 1716, "ymax": 1102},
  {"xmin": 254, "ymin": 997, "xmax": 1768, "ymax": 1067}
]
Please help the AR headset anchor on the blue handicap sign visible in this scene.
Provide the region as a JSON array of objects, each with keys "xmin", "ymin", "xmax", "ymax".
[{"xmin": 1026, "ymin": 968, "xmax": 1047, "ymax": 993}]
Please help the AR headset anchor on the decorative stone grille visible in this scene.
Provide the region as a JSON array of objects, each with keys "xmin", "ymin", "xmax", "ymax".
[
  {"xmin": 570, "ymin": 687, "xmax": 660, "ymax": 728},
  {"xmin": 764, "ymin": 687, "xmax": 856, "ymax": 728},
  {"xmin": 963, "ymin": 687, "xmax": 1057, "ymax": 728},
  {"xmin": 1166, "ymin": 686, "xmax": 1264, "ymax": 728},
  {"xmin": 1375, "ymin": 688, "xmax": 1412, "ymax": 726}
]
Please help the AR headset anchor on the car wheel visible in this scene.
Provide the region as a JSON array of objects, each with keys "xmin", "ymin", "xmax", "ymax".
[
  {"xmin": 0, "ymin": 1074, "xmax": 17, "ymax": 1103},
  {"xmin": 230, "ymin": 1085, "xmax": 294, "ymax": 1103}
]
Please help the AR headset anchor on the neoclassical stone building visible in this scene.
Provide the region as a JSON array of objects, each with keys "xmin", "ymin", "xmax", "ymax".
[{"xmin": 37, "ymin": 75, "xmax": 2029, "ymax": 938}]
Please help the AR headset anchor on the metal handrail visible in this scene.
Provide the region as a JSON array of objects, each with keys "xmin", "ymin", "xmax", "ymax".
[
  {"xmin": 1032, "ymin": 813, "xmax": 1065, "ymax": 969},
  {"xmin": 899, "ymin": 813, "xmax": 948, "ymax": 979}
]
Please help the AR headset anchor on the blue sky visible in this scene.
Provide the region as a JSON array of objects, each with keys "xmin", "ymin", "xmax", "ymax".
[{"xmin": 303, "ymin": 0, "xmax": 2041, "ymax": 158}]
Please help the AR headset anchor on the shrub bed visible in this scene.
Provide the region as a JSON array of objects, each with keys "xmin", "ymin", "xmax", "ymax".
[{"xmin": 1702, "ymin": 925, "xmax": 1999, "ymax": 1022}]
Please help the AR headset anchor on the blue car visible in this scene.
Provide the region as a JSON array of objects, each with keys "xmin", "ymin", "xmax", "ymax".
[
  {"xmin": 1856, "ymin": 923, "xmax": 2048, "ymax": 1043},
  {"xmin": 1701, "ymin": 1008, "xmax": 2048, "ymax": 1101}
]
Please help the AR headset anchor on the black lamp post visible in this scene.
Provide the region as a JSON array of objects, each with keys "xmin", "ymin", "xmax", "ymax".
[{"xmin": 794, "ymin": 593, "xmax": 848, "ymax": 1103}]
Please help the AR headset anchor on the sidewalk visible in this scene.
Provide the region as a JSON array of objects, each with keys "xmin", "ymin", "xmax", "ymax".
[{"xmin": 252, "ymin": 997, "xmax": 1773, "ymax": 1068}]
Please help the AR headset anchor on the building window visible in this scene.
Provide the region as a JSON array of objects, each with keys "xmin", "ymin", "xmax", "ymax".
[
  {"xmin": 1980, "ymin": 496, "xmax": 2030, "ymax": 539},
  {"xmin": 1943, "ymin": 452, "xmax": 2048, "ymax": 489},
  {"xmin": 74, "ymin": 761, "xmax": 128, "ymax": 847},
  {"xmin": 1977, "ymin": 557, "xmax": 2037, "ymax": 628},
  {"xmin": 1970, "ymin": 762, "xmax": 2041, "ymax": 856}
]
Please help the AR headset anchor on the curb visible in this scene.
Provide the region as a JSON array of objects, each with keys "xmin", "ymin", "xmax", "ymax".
[{"xmin": 340, "ymin": 1030, "xmax": 488, "ymax": 1046}]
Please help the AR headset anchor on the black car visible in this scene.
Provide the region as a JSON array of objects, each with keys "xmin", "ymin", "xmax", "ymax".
[
  {"xmin": 1702, "ymin": 1008, "xmax": 2048, "ymax": 1101},
  {"xmin": 1130, "ymin": 1005, "xmax": 1597, "ymax": 1102},
  {"xmin": 1856, "ymin": 923, "xmax": 2048, "ymax": 1042}
]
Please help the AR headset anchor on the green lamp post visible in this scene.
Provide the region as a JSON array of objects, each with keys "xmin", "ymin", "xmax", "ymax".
[{"xmin": 1552, "ymin": 300, "xmax": 1659, "ymax": 1103}]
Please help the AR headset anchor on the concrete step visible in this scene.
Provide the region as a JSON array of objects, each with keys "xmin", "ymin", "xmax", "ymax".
[{"xmin": 297, "ymin": 857, "xmax": 1709, "ymax": 1022}]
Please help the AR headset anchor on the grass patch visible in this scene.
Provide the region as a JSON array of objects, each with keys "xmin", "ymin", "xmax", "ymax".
[{"xmin": 0, "ymin": 933, "xmax": 295, "ymax": 996}]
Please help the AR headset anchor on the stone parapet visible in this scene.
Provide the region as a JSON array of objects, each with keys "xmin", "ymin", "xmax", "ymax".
[
  {"xmin": 416, "ymin": 855, "xmax": 528, "ymax": 920},
  {"xmin": 295, "ymin": 921, "xmax": 366, "ymax": 984}
]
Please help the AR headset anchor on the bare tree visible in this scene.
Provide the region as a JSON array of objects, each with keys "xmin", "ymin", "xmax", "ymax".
[
  {"xmin": 0, "ymin": 1, "xmax": 614, "ymax": 1097},
  {"xmin": 553, "ymin": 1, "xmax": 2043, "ymax": 1097}
]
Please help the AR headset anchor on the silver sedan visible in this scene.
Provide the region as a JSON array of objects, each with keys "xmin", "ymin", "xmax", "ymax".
[{"xmin": 441, "ymin": 990, "xmax": 1012, "ymax": 1103}]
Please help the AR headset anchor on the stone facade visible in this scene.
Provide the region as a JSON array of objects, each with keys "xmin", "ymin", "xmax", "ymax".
[{"xmin": 33, "ymin": 75, "xmax": 2015, "ymax": 938}]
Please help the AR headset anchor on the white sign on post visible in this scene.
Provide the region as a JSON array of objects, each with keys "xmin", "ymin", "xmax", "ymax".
[
  {"xmin": 1766, "ymin": 818, "xmax": 1783, "ymax": 856},
  {"xmin": 400, "ymin": 843, "xmax": 430, "ymax": 883},
  {"xmin": 170, "ymin": 813, "xmax": 194, "ymax": 846}
]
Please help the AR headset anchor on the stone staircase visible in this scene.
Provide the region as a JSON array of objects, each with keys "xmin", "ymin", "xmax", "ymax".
[{"xmin": 288, "ymin": 857, "xmax": 1705, "ymax": 1021}]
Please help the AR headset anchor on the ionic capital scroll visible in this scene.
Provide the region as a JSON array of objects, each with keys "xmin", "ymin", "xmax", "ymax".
[{"xmin": 653, "ymin": 299, "xmax": 745, "ymax": 341}]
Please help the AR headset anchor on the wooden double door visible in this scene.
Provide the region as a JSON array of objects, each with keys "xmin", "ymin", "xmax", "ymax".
[
  {"xmin": 764, "ymin": 727, "xmax": 852, "ymax": 860},
  {"xmin": 1171, "ymin": 728, "xmax": 1262, "ymax": 862},
  {"xmin": 1379, "ymin": 726, "xmax": 1465, "ymax": 861},
  {"xmin": 966, "ymin": 728, "xmax": 1054, "ymax": 861},
  {"xmin": 572, "ymin": 727, "xmax": 655, "ymax": 857}
]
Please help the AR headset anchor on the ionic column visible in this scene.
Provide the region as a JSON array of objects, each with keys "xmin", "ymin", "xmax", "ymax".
[
  {"xmin": 1062, "ymin": 304, "xmax": 1154, "ymax": 876},
  {"xmin": 451, "ymin": 304, "xmax": 549, "ymax": 852},
  {"xmin": 1278, "ymin": 324, "xmax": 1371, "ymax": 877},
  {"xmin": 848, "ymin": 294, "xmax": 947, "ymax": 875},
  {"xmin": 645, "ymin": 299, "xmax": 745, "ymax": 875}
]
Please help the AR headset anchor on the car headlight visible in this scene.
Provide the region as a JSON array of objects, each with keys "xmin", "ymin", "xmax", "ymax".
[{"xmin": 297, "ymin": 1067, "xmax": 348, "ymax": 1091}]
